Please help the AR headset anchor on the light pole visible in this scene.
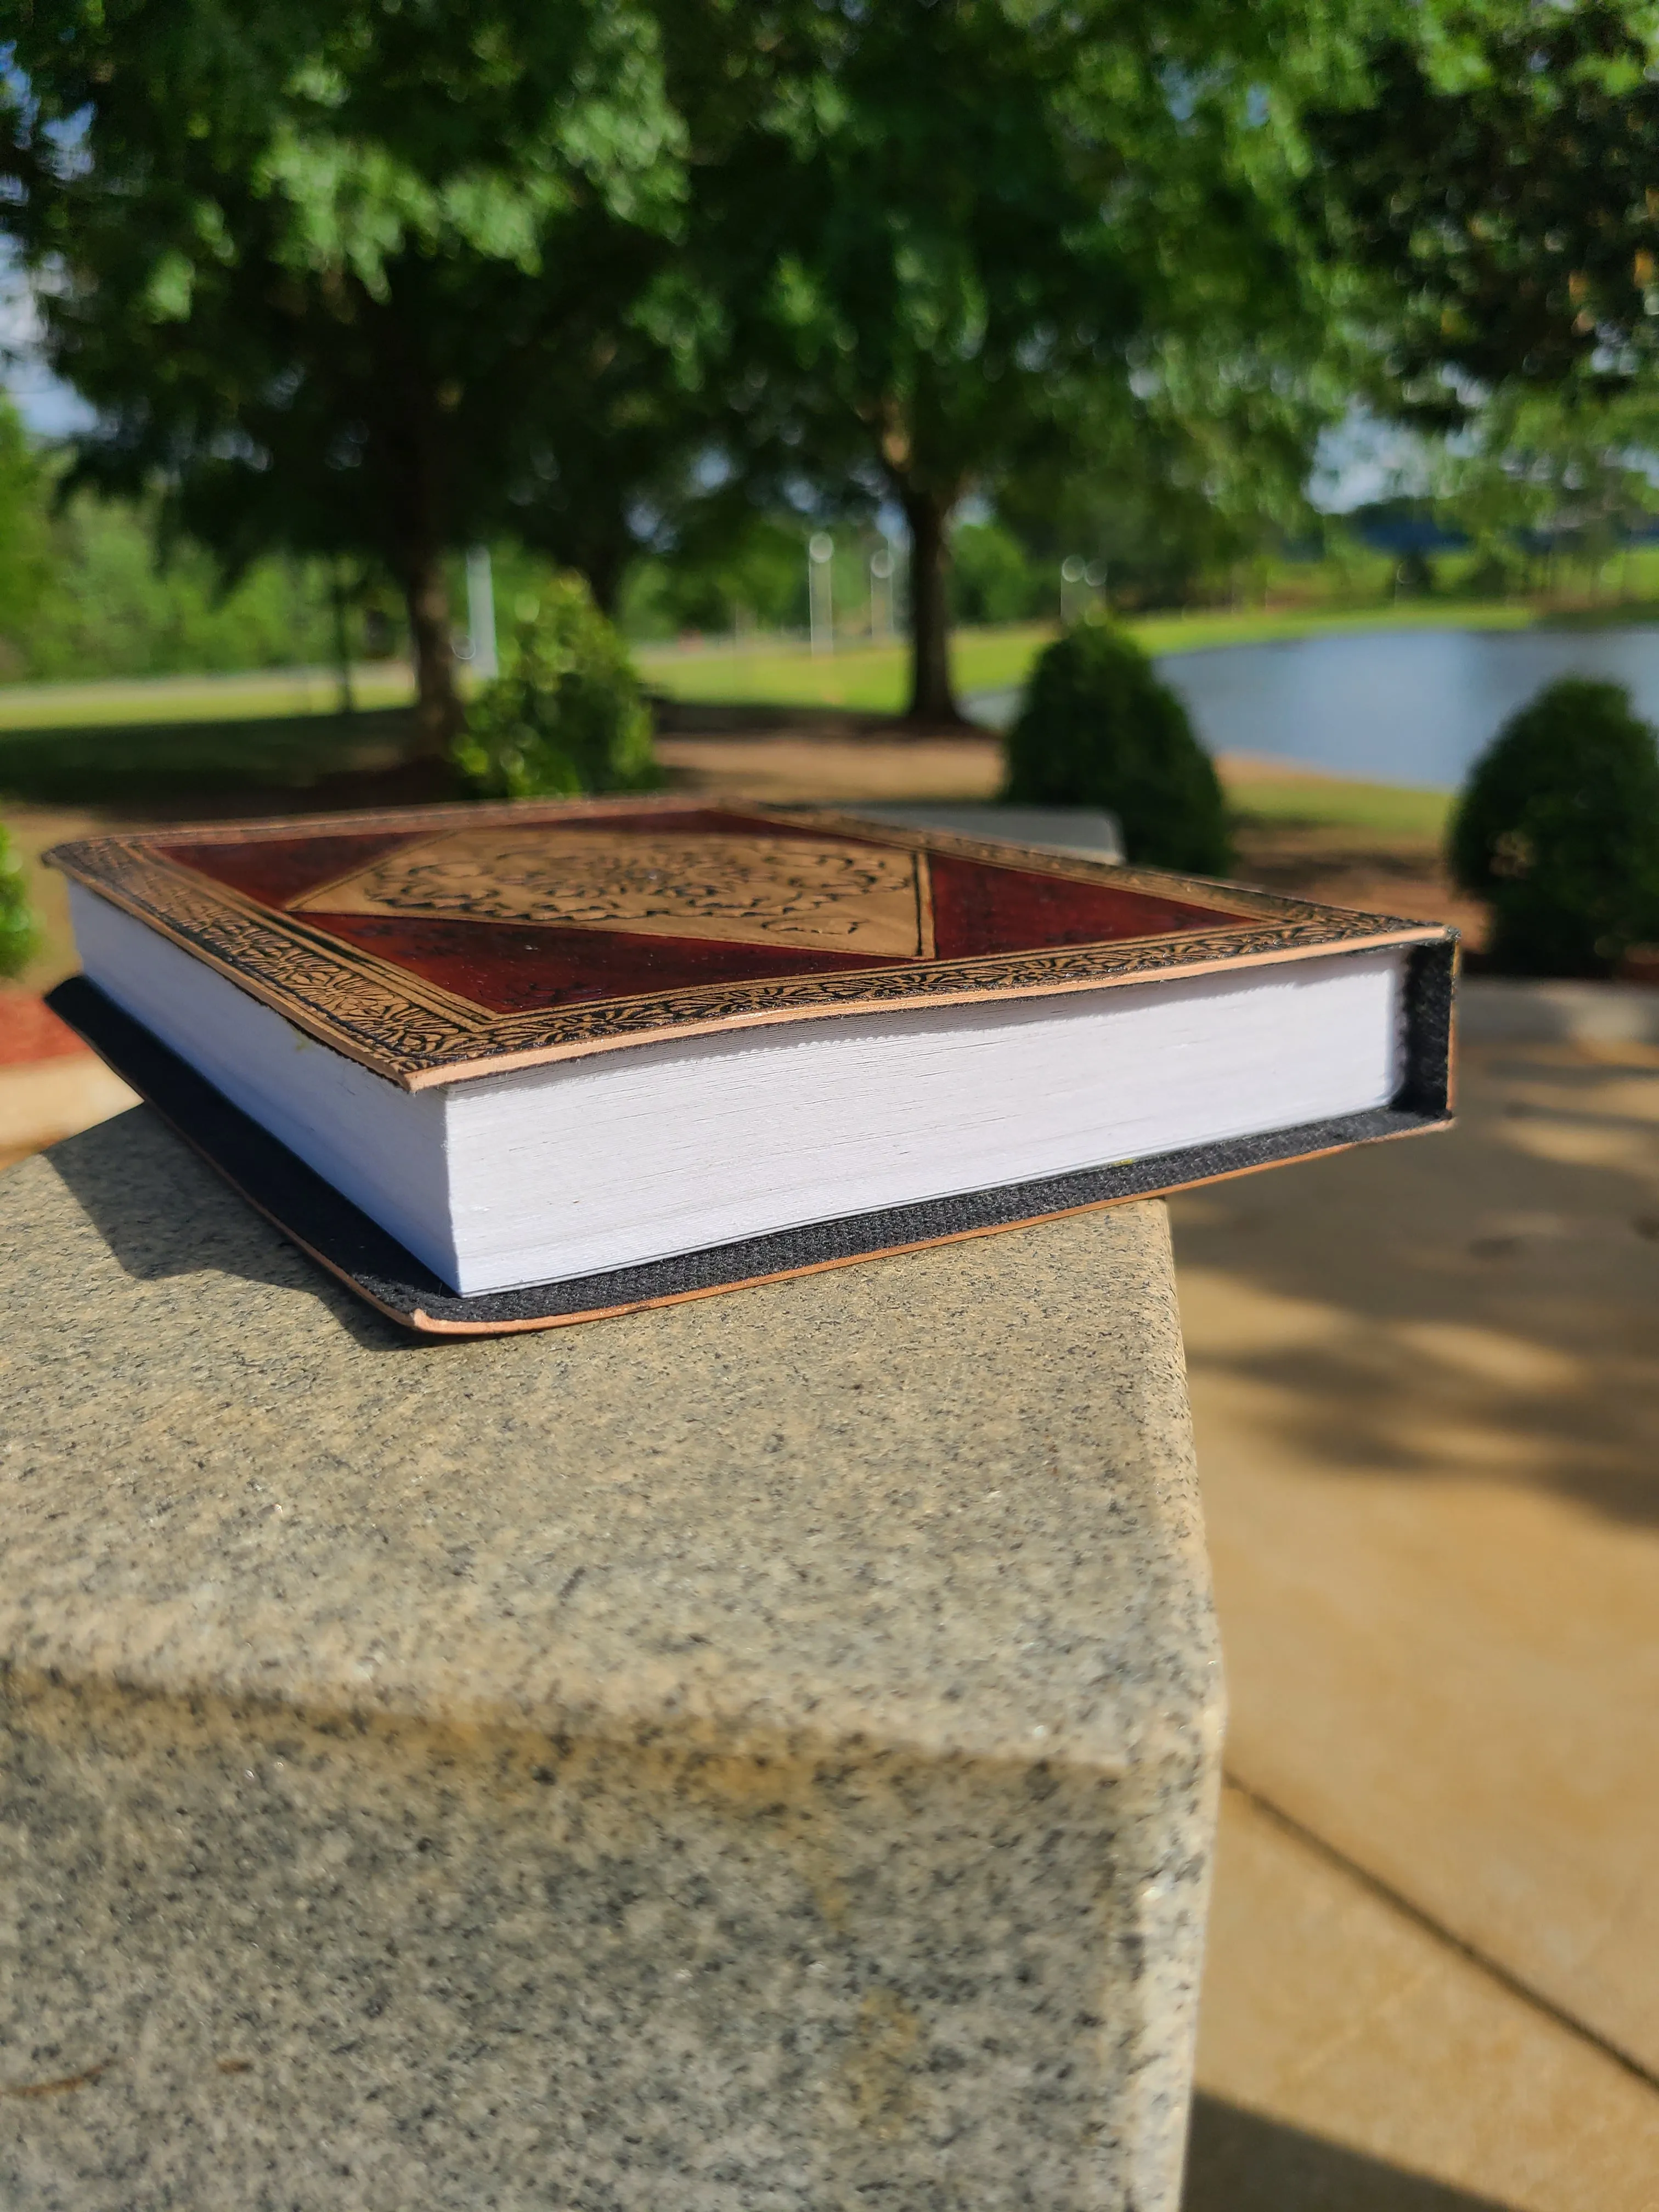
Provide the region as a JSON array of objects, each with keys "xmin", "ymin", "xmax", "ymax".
[
  {"xmin": 870, "ymin": 545, "xmax": 895, "ymax": 641},
  {"xmin": 1060, "ymin": 555, "xmax": 1086, "ymax": 627},
  {"xmin": 464, "ymin": 546, "xmax": 498, "ymax": 681},
  {"xmin": 809, "ymin": 532, "xmax": 834, "ymax": 656}
]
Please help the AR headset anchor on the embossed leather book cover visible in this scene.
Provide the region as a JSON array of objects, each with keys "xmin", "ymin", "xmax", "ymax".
[
  {"xmin": 47, "ymin": 796, "xmax": 1450, "ymax": 1088},
  {"xmin": 47, "ymin": 798, "xmax": 1456, "ymax": 1333}
]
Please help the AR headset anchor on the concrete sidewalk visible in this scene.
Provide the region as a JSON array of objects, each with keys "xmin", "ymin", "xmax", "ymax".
[
  {"xmin": 0, "ymin": 983, "xmax": 137, "ymax": 1172},
  {"xmin": 1174, "ymin": 1024, "xmax": 1659, "ymax": 2209}
]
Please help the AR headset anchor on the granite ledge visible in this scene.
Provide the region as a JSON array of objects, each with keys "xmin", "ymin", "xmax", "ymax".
[
  {"xmin": 0, "ymin": 1110, "xmax": 1221, "ymax": 1775},
  {"xmin": 0, "ymin": 1107, "xmax": 1223, "ymax": 2211}
]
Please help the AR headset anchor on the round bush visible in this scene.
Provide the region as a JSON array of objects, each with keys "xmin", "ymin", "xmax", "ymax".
[
  {"xmin": 1448, "ymin": 676, "xmax": 1659, "ymax": 976},
  {"xmin": 453, "ymin": 576, "xmax": 659, "ymax": 800},
  {"xmin": 1002, "ymin": 620, "xmax": 1232, "ymax": 874},
  {"xmin": 0, "ymin": 822, "xmax": 38, "ymax": 980}
]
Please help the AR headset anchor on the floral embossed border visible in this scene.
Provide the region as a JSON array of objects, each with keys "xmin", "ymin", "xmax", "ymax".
[{"xmin": 48, "ymin": 798, "xmax": 1450, "ymax": 1089}]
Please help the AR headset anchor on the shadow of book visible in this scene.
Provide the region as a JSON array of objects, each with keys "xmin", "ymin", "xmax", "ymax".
[
  {"xmin": 43, "ymin": 1107, "xmax": 417, "ymax": 1356},
  {"xmin": 1186, "ymin": 2095, "xmax": 1512, "ymax": 2212}
]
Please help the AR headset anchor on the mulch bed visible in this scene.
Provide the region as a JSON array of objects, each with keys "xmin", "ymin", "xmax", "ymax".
[{"xmin": 0, "ymin": 986, "xmax": 91, "ymax": 1068}]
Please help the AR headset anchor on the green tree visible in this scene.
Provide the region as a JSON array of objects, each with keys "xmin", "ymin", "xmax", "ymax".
[
  {"xmin": 950, "ymin": 521, "xmax": 1046, "ymax": 627},
  {"xmin": 20, "ymin": 492, "xmax": 346, "ymax": 680},
  {"xmin": 1305, "ymin": 7, "xmax": 1659, "ymax": 595},
  {"xmin": 0, "ymin": 398, "xmax": 54, "ymax": 674},
  {"xmin": 0, "ymin": 399, "xmax": 352, "ymax": 680},
  {"xmin": 690, "ymin": 0, "xmax": 1397, "ymax": 724},
  {"xmin": 1427, "ymin": 388, "xmax": 1659, "ymax": 595},
  {"xmin": 620, "ymin": 514, "xmax": 810, "ymax": 639},
  {"xmin": 1311, "ymin": 2, "xmax": 1659, "ymax": 416},
  {"xmin": 2, "ymin": 0, "xmax": 692, "ymax": 752},
  {"xmin": 997, "ymin": 365, "xmax": 1329, "ymax": 612}
]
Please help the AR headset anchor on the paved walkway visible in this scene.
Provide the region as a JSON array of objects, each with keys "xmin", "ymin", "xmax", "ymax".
[
  {"xmin": 1175, "ymin": 1026, "xmax": 1659, "ymax": 2209},
  {"xmin": 0, "ymin": 985, "xmax": 136, "ymax": 1172}
]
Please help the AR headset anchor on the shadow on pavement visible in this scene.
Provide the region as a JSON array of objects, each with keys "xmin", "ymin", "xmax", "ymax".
[
  {"xmin": 1185, "ymin": 2095, "xmax": 1513, "ymax": 2212},
  {"xmin": 1169, "ymin": 1041, "xmax": 1659, "ymax": 1526}
]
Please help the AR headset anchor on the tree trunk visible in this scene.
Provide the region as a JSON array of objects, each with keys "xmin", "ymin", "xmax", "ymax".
[
  {"xmin": 330, "ymin": 560, "xmax": 356, "ymax": 719},
  {"xmin": 401, "ymin": 549, "xmax": 461, "ymax": 759},
  {"xmin": 900, "ymin": 487, "xmax": 968, "ymax": 726},
  {"xmin": 582, "ymin": 536, "xmax": 628, "ymax": 622}
]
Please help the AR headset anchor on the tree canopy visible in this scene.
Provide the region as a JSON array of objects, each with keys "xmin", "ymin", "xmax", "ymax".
[
  {"xmin": 0, "ymin": 398, "xmax": 53, "ymax": 656},
  {"xmin": 1312, "ymin": 0, "xmax": 1659, "ymax": 415},
  {"xmin": 1, "ymin": 0, "xmax": 697, "ymax": 748},
  {"xmin": 684, "ymin": 0, "xmax": 1396, "ymax": 718},
  {"xmin": 1, "ymin": 0, "xmax": 1562, "ymax": 733}
]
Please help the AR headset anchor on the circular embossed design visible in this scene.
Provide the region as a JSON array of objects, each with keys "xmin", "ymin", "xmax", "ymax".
[{"xmin": 292, "ymin": 828, "xmax": 932, "ymax": 958}]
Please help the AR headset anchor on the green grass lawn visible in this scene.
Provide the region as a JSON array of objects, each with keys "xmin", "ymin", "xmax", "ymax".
[
  {"xmin": 0, "ymin": 663, "xmax": 415, "ymax": 733},
  {"xmin": 1128, "ymin": 597, "xmax": 1536, "ymax": 654},
  {"xmin": 635, "ymin": 629, "xmax": 1048, "ymax": 712},
  {"xmin": 1221, "ymin": 769, "xmax": 1452, "ymax": 840}
]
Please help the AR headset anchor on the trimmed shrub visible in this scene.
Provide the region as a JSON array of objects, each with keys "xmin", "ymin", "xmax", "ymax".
[
  {"xmin": 1449, "ymin": 676, "xmax": 1659, "ymax": 977},
  {"xmin": 1002, "ymin": 619, "xmax": 1232, "ymax": 874},
  {"xmin": 453, "ymin": 576, "xmax": 659, "ymax": 799},
  {"xmin": 0, "ymin": 822, "xmax": 38, "ymax": 979}
]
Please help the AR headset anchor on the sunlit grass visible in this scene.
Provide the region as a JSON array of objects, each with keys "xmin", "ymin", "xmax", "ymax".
[
  {"xmin": 1222, "ymin": 768, "xmax": 1452, "ymax": 840},
  {"xmin": 0, "ymin": 663, "xmax": 414, "ymax": 732},
  {"xmin": 1132, "ymin": 599, "xmax": 1535, "ymax": 654},
  {"xmin": 635, "ymin": 624, "xmax": 1061, "ymax": 712}
]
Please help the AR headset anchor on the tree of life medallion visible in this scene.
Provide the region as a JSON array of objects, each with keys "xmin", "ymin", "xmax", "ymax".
[{"xmin": 291, "ymin": 827, "xmax": 935, "ymax": 958}]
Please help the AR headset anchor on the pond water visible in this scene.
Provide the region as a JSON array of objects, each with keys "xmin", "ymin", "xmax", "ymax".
[{"xmin": 968, "ymin": 623, "xmax": 1659, "ymax": 791}]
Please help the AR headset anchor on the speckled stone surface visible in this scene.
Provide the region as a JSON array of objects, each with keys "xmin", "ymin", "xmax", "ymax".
[{"xmin": 0, "ymin": 1107, "xmax": 1223, "ymax": 2211}]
